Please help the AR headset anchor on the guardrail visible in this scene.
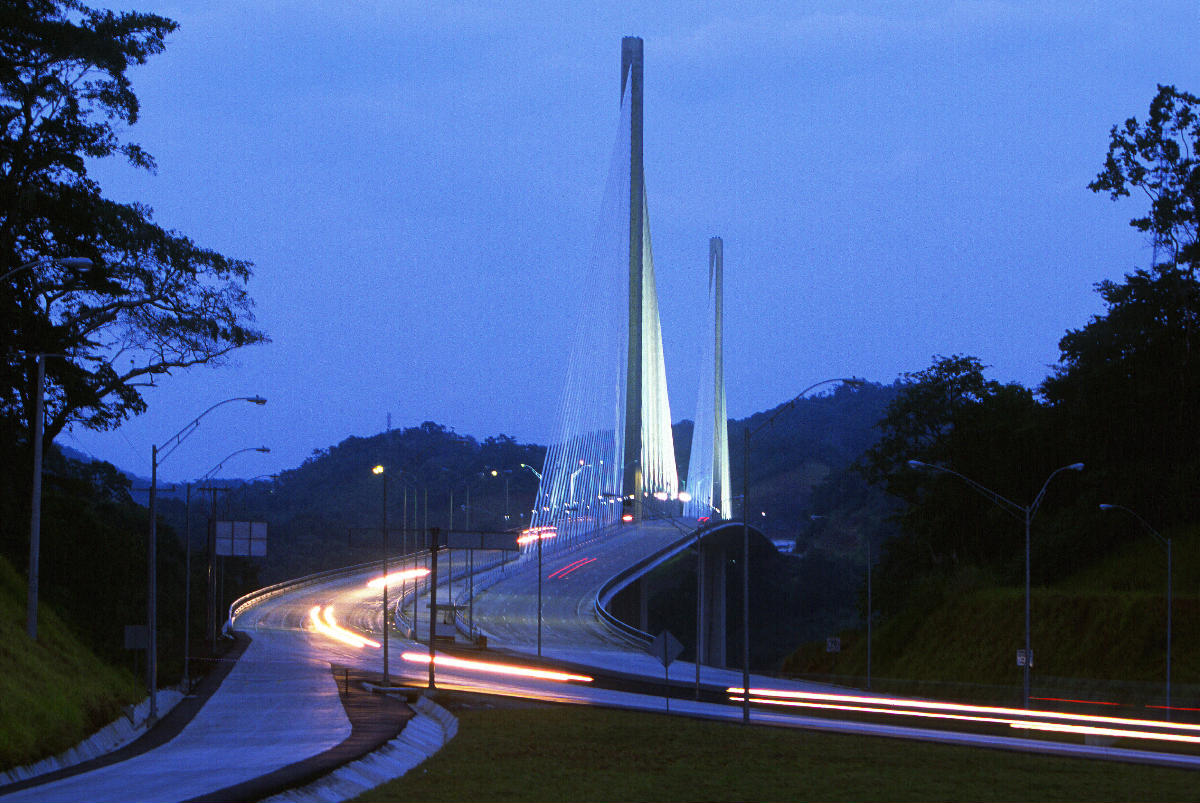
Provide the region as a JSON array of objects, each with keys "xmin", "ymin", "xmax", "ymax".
[
  {"xmin": 589, "ymin": 518, "xmax": 755, "ymax": 649},
  {"xmin": 225, "ymin": 554, "xmax": 429, "ymax": 631},
  {"xmin": 588, "ymin": 520, "xmax": 720, "ymax": 648}
]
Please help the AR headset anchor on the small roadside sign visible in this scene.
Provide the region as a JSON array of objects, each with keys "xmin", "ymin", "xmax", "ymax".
[
  {"xmin": 648, "ymin": 630, "xmax": 684, "ymax": 714},
  {"xmin": 1017, "ymin": 649, "xmax": 1033, "ymax": 667},
  {"xmin": 826, "ymin": 636, "xmax": 841, "ymax": 653},
  {"xmin": 649, "ymin": 630, "xmax": 684, "ymax": 667}
]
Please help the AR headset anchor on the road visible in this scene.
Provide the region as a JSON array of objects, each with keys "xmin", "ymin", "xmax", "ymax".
[{"xmin": 5, "ymin": 520, "xmax": 1200, "ymax": 801}]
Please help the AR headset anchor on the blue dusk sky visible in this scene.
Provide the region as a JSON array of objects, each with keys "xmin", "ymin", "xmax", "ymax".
[{"xmin": 62, "ymin": 1, "xmax": 1199, "ymax": 483}]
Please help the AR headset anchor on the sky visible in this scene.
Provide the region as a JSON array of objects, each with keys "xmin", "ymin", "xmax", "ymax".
[{"xmin": 62, "ymin": 0, "xmax": 1200, "ymax": 483}]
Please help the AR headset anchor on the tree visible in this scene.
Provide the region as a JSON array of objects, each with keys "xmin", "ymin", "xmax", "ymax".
[
  {"xmin": 1, "ymin": 1, "xmax": 267, "ymax": 454},
  {"xmin": 1089, "ymin": 84, "xmax": 1200, "ymax": 274},
  {"xmin": 1043, "ymin": 85, "xmax": 1200, "ymax": 525},
  {"xmin": 862, "ymin": 355, "xmax": 1048, "ymax": 592}
]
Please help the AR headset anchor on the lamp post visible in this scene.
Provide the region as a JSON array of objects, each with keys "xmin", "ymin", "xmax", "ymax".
[
  {"xmin": 741, "ymin": 378, "xmax": 863, "ymax": 723},
  {"xmin": 1100, "ymin": 503, "xmax": 1172, "ymax": 717},
  {"xmin": 373, "ymin": 465, "xmax": 390, "ymax": 685},
  {"xmin": 391, "ymin": 473, "xmax": 421, "ymax": 625},
  {"xmin": 16, "ymin": 256, "xmax": 94, "ymax": 642},
  {"xmin": 457, "ymin": 471, "xmax": 497, "ymax": 640},
  {"xmin": 907, "ymin": 459, "xmax": 1083, "ymax": 708},
  {"xmin": 147, "ymin": 395, "xmax": 266, "ymax": 723},
  {"xmin": 185, "ymin": 447, "xmax": 269, "ymax": 691}
]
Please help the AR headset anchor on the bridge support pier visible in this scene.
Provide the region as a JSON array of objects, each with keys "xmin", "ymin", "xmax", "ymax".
[{"xmin": 697, "ymin": 541, "xmax": 727, "ymax": 667}]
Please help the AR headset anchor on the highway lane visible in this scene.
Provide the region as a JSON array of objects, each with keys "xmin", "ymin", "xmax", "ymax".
[
  {"xmin": 0, "ymin": 575, "xmax": 360, "ymax": 803},
  {"xmin": 468, "ymin": 519, "xmax": 687, "ymax": 650}
]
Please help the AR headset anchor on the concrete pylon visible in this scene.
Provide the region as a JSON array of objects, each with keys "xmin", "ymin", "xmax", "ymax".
[
  {"xmin": 621, "ymin": 36, "xmax": 644, "ymax": 519},
  {"xmin": 709, "ymin": 237, "xmax": 732, "ymax": 519}
]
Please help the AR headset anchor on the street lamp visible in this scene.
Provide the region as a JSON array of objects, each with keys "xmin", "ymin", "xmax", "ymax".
[
  {"xmin": 907, "ymin": 459, "xmax": 1083, "ymax": 708},
  {"xmin": 147, "ymin": 395, "xmax": 266, "ymax": 723},
  {"xmin": 17, "ymin": 256, "xmax": 94, "ymax": 642},
  {"xmin": 456, "ymin": 470, "xmax": 499, "ymax": 640},
  {"xmin": 1099, "ymin": 503, "xmax": 1172, "ymax": 717},
  {"xmin": 392, "ymin": 473, "xmax": 423, "ymax": 628},
  {"xmin": 741, "ymin": 377, "xmax": 863, "ymax": 723},
  {"xmin": 184, "ymin": 447, "xmax": 269, "ymax": 691},
  {"xmin": 373, "ymin": 465, "xmax": 391, "ymax": 685}
]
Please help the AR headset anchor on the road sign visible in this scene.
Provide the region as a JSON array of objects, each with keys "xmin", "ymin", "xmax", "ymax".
[
  {"xmin": 214, "ymin": 521, "xmax": 267, "ymax": 556},
  {"xmin": 826, "ymin": 636, "xmax": 842, "ymax": 653},
  {"xmin": 1017, "ymin": 649, "xmax": 1033, "ymax": 667},
  {"xmin": 445, "ymin": 531, "xmax": 520, "ymax": 551},
  {"xmin": 649, "ymin": 629, "xmax": 684, "ymax": 668}
]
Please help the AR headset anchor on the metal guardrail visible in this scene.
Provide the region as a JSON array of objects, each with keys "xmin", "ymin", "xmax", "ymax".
[
  {"xmin": 589, "ymin": 521, "xmax": 714, "ymax": 648},
  {"xmin": 225, "ymin": 554, "xmax": 429, "ymax": 632},
  {"xmin": 590, "ymin": 518, "xmax": 761, "ymax": 649}
]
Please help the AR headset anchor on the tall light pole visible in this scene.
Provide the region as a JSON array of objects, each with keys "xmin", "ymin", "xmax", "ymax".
[
  {"xmin": 1100, "ymin": 503, "xmax": 1172, "ymax": 717},
  {"xmin": 907, "ymin": 459, "xmax": 1083, "ymax": 708},
  {"xmin": 373, "ymin": 465, "xmax": 390, "ymax": 685},
  {"xmin": 391, "ymin": 473, "xmax": 421, "ymax": 625},
  {"xmin": 16, "ymin": 255, "xmax": 93, "ymax": 642},
  {"xmin": 184, "ymin": 447, "xmax": 269, "ymax": 691},
  {"xmin": 148, "ymin": 395, "xmax": 266, "ymax": 723},
  {"xmin": 741, "ymin": 378, "xmax": 863, "ymax": 723}
]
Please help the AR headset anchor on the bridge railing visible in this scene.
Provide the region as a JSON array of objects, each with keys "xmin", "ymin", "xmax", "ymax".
[
  {"xmin": 225, "ymin": 556, "xmax": 406, "ymax": 630},
  {"xmin": 590, "ymin": 517, "xmax": 767, "ymax": 650}
]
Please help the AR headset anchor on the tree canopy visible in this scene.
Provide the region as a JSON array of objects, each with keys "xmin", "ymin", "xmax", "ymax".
[{"xmin": 1, "ymin": 0, "xmax": 267, "ymax": 451}]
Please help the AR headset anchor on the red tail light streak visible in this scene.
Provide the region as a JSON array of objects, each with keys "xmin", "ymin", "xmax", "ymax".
[
  {"xmin": 400, "ymin": 651, "xmax": 593, "ymax": 683},
  {"xmin": 309, "ymin": 605, "xmax": 380, "ymax": 649},
  {"xmin": 548, "ymin": 557, "xmax": 596, "ymax": 579},
  {"xmin": 727, "ymin": 687, "xmax": 1200, "ymax": 746},
  {"xmin": 366, "ymin": 567, "xmax": 430, "ymax": 589}
]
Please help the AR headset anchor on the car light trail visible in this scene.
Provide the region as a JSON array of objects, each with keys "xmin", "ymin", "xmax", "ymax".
[
  {"xmin": 548, "ymin": 557, "xmax": 596, "ymax": 579},
  {"xmin": 308, "ymin": 605, "xmax": 380, "ymax": 649},
  {"xmin": 400, "ymin": 651, "xmax": 593, "ymax": 683},
  {"xmin": 728, "ymin": 687, "xmax": 1200, "ymax": 745},
  {"xmin": 517, "ymin": 526, "xmax": 558, "ymax": 545},
  {"xmin": 1030, "ymin": 696, "xmax": 1120, "ymax": 707},
  {"xmin": 366, "ymin": 567, "xmax": 430, "ymax": 588}
]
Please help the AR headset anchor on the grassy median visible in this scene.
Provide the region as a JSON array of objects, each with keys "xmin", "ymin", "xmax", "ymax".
[{"xmin": 356, "ymin": 697, "xmax": 1199, "ymax": 802}]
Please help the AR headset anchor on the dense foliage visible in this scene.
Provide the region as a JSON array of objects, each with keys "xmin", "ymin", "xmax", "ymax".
[
  {"xmin": 1, "ymin": 0, "xmax": 267, "ymax": 570},
  {"xmin": 858, "ymin": 85, "xmax": 1200, "ymax": 620}
]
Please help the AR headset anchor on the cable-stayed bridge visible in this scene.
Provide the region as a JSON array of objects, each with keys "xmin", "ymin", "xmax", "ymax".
[{"xmin": 530, "ymin": 37, "xmax": 731, "ymax": 556}]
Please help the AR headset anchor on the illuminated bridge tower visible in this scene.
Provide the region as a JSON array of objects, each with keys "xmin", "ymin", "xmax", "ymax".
[
  {"xmin": 685, "ymin": 237, "xmax": 732, "ymax": 521},
  {"xmin": 620, "ymin": 36, "xmax": 677, "ymax": 522},
  {"xmin": 528, "ymin": 36, "xmax": 677, "ymax": 550}
]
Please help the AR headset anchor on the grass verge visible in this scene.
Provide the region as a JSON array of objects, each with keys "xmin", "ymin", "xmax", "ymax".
[
  {"xmin": 0, "ymin": 554, "xmax": 142, "ymax": 770},
  {"xmin": 356, "ymin": 698, "xmax": 1200, "ymax": 802}
]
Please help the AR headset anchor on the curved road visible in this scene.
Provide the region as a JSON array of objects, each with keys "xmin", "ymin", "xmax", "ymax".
[{"xmin": 5, "ymin": 521, "xmax": 1200, "ymax": 801}]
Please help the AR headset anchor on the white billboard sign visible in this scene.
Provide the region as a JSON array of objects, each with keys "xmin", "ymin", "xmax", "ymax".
[{"xmin": 214, "ymin": 520, "xmax": 268, "ymax": 556}]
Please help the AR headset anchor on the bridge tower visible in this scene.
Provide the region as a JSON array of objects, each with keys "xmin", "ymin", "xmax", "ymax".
[
  {"xmin": 620, "ymin": 36, "xmax": 677, "ymax": 521},
  {"xmin": 686, "ymin": 237, "xmax": 732, "ymax": 521},
  {"xmin": 621, "ymin": 36, "xmax": 645, "ymax": 519},
  {"xmin": 526, "ymin": 37, "xmax": 677, "ymax": 549}
]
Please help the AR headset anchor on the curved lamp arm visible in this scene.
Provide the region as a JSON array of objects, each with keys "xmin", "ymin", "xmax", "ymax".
[
  {"xmin": 1029, "ymin": 463, "xmax": 1085, "ymax": 520},
  {"xmin": 750, "ymin": 378, "xmax": 865, "ymax": 438},
  {"xmin": 201, "ymin": 447, "xmax": 270, "ymax": 483},
  {"xmin": 906, "ymin": 459, "xmax": 1025, "ymax": 519},
  {"xmin": 157, "ymin": 396, "xmax": 267, "ymax": 465}
]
